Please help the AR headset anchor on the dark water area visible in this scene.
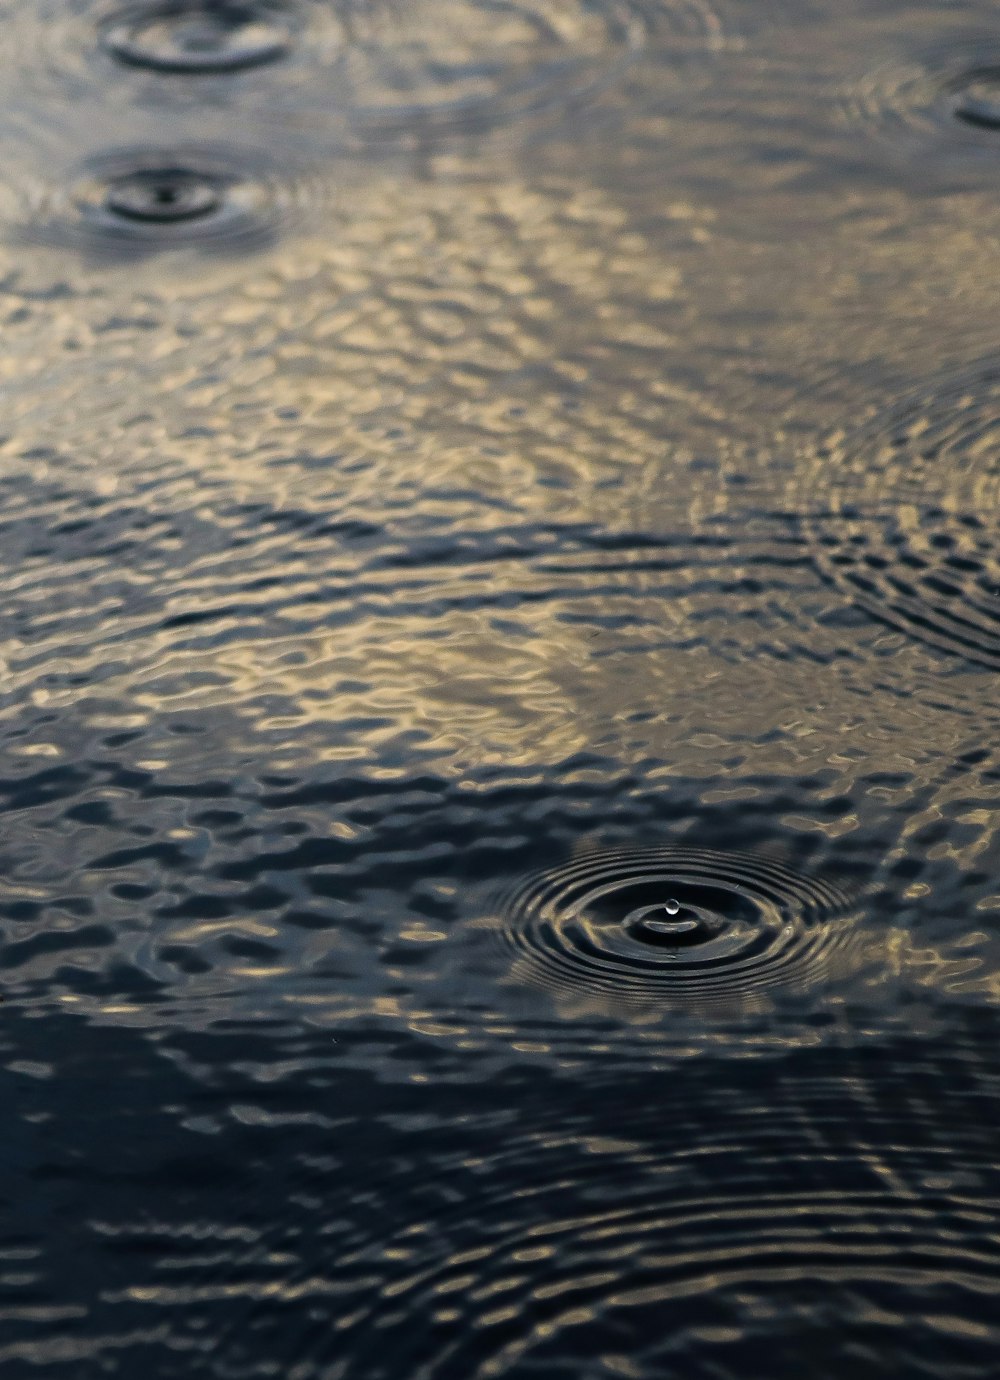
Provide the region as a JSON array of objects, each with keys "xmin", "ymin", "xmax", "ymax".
[{"xmin": 2, "ymin": 0, "xmax": 1000, "ymax": 1375}]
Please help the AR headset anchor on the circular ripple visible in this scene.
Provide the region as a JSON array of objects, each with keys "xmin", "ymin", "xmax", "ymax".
[
  {"xmin": 0, "ymin": 0, "xmax": 725, "ymax": 153},
  {"xmin": 353, "ymin": 1192, "xmax": 1000, "ymax": 1379},
  {"xmin": 21, "ymin": 145, "xmax": 310, "ymax": 257},
  {"xmin": 951, "ymin": 67, "xmax": 1000, "ymax": 130},
  {"xmin": 197, "ymin": 1041, "xmax": 1000, "ymax": 1380},
  {"xmin": 336, "ymin": 0, "xmax": 652, "ymax": 135},
  {"xmin": 802, "ymin": 360, "xmax": 1000, "ymax": 670},
  {"xmin": 102, "ymin": 1, "xmax": 294, "ymax": 74},
  {"xmin": 845, "ymin": 40, "xmax": 1000, "ymax": 167},
  {"xmin": 104, "ymin": 167, "xmax": 223, "ymax": 223},
  {"xmin": 499, "ymin": 847, "xmax": 862, "ymax": 1007}
]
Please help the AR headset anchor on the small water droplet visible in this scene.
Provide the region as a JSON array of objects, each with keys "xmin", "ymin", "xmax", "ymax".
[{"xmin": 664, "ymin": 898, "xmax": 680, "ymax": 916}]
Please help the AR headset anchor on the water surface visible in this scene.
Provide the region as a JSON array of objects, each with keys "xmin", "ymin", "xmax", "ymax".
[{"xmin": 2, "ymin": 0, "xmax": 1000, "ymax": 1375}]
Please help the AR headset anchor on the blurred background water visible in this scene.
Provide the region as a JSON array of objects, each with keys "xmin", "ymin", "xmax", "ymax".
[{"xmin": 2, "ymin": 0, "xmax": 1000, "ymax": 1375}]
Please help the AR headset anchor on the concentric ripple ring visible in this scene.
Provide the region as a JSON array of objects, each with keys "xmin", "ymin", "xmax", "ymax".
[
  {"xmin": 844, "ymin": 39, "xmax": 1000, "ymax": 165},
  {"xmin": 803, "ymin": 359, "xmax": 1000, "ymax": 669},
  {"xmin": 104, "ymin": 168, "xmax": 223, "ymax": 223},
  {"xmin": 239, "ymin": 1062, "xmax": 1000, "ymax": 1380},
  {"xmin": 951, "ymin": 67, "xmax": 1000, "ymax": 129},
  {"xmin": 498, "ymin": 847, "xmax": 860, "ymax": 1006},
  {"xmin": 22, "ymin": 144, "xmax": 312, "ymax": 257},
  {"xmin": 102, "ymin": 1, "xmax": 295, "ymax": 74}
]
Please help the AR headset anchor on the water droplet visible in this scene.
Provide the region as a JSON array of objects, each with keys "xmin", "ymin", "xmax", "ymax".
[
  {"xmin": 103, "ymin": 1, "xmax": 294, "ymax": 75},
  {"xmin": 502, "ymin": 849, "xmax": 860, "ymax": 1004},
  {"xmin": 623, "ymin": 901, "xmax": 711, "ymax": 948}
]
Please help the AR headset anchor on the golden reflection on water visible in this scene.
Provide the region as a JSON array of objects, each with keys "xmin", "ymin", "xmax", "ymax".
[{"xmin": 2, "ymin": 0, "xmax": 1000, "ymax": 1371}]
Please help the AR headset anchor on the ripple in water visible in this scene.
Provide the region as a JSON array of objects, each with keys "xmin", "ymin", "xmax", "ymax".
[
  {"xmin": 803, "ymin": 360, "xmax": 1000, "ymax": 670},
  {"xmin": 845, "ymin": 40, "xmax": 1000, "ymax": 168},
  {"xmin": 338, "ymin": 0, "xmax": 653, "ymax": 135},
  {"xmin": 499, "ymin": 847, "xmax": 861, "ymax": 1008},
  {"xmin": 0, "ymin": 0, "xmax": 726, "ymax": 149},
  {"xmin": 102, "ymin": 0, "xmax": 294, "ymax": 74},
  {"xmin": 197, "ymin": 1043, "xmax": 1000, "ymax": 1380},
  {"xmin": 344, "ymin": 1190, "xmax": 1000, "ymax": 1379},
  {"xmin": 951, "ymin": 67, "xmax": 1000, "ymax": 130},
  {"xmin": 22, "ymin": 145, "xmax": 310, "ymax": 257}
]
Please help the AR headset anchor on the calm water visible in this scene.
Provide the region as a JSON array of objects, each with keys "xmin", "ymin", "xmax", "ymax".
[{"xmin": 2, "ymin": 0, "xmax": 1000, "ymax": 1375}]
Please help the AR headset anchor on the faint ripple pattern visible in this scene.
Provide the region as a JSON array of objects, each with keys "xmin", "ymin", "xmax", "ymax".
[
  {"xmin": 33, "ymin": 1033, "xmax": 993, "ymax": 1380},
  {"xmin": 0, "ymin": 0, "xmax": 730, "ymax": 155},
  {"xmin": 799, "ymin": 359, "xmax": 1000, "ymax": 670}
]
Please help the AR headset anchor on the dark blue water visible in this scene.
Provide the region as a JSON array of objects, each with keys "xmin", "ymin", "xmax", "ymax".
[{"xmin": 2, "ymin": 0, "xmax": 1000, "ymax": 1374}]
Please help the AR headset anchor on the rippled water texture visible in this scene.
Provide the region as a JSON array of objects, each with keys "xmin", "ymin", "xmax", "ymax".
[
  {"xmin": 801, "ymin": 360, "xmax": 1000, "ymax": 669},
  {"xmin": 2, "ymin": 0, "xmax": 1000, "ymax": 1376}
]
